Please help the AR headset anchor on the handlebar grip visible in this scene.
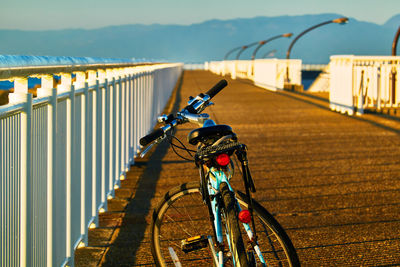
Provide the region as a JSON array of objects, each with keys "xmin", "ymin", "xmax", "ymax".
[
  {"xmin": 140, "ymin": 128, "xmax": 164, "ymax": 146},
  {"xmin": 206, "ymin": 79, "xmax": 228, "ymax": 99}
]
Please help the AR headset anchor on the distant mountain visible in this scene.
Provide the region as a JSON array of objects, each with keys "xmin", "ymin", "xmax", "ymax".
[
  {"xmin": 0, "ymin": 13, "xmax": 399, "ymax": 64},
  {"xmin": 383, "ymin": 14, "xmax": 400, "ymax": 29}
]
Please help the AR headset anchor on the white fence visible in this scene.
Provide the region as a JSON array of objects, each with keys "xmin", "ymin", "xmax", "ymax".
[
  {"xmin": 0, "ymin": 56, "xmax": 183, "ymax": 267},
  {"xmin": 183, "ymin": 63, "xmax": 205, "ymax": 70},
  {"xmin": 330, "ymin": 55, "xmax": 400, "ymax": 115},
  {"xmin": 206, "ymin": 59, "xmax": 302, "ymax": 91},
  {"xmin": 302, "ymin": 64, "xmax": 327, "ymax": 71},
  {"xmin": 208, "ymin": 57, "xmax": 400, "ymax": 116}
]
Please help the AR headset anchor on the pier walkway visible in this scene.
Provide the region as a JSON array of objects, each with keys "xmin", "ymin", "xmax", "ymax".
[{"xmin": 76, "ymin": 70, "xmax": 400, "ymax": 266}]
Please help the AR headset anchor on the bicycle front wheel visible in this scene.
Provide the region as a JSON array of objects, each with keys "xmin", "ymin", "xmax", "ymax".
[{"xmin": 151, "ymin": 181, "xmax": 215, "ymax": 266}]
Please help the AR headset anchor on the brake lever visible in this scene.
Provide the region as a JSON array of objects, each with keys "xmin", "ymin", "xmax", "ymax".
[
  {"xmin": 140, "ymin": 135, "xmax": 165, "ymax": 158},
  {"xmin": 202, "ymin": 101, "xmax": 214, "ymax": 111},
  {"xmin": 140, "ymin": 143, "xmax": 155, "ymax": 158}
]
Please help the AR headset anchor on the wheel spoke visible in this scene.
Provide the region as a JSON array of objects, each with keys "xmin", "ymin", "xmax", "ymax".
[{"xmin": 164, "ymin": 212, "xmax": 194, "ymax": 237}]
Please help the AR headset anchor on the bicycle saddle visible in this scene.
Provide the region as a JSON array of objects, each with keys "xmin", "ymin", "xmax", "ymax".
[{"xmin": 188, "ymin": 125, "xmax": 234, "ymax": 145}]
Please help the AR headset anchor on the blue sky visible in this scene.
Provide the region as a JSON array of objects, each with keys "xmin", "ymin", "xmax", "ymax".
[{"xmin": 1, "ymin": 0, "xmax": 399, "ymax": 30}]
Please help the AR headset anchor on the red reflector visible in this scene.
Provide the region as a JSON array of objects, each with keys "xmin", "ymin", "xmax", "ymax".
[
  {"xmin": 238, "ymin": 210, "xmax": 251, "ymax": 223},
  {"xmin": 215, "ymin": 153, "xmax": 230, "ymax": 166}
]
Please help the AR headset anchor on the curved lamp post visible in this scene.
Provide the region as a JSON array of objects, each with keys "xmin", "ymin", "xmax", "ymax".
[
  {"xmin": 285, "ymin": 17, "xmax": 348, "ymax": 83},
  {"xmin": 236, "ymin": 41, "xmax": 260, "ymax": 60},
  {"xmin": 392, "ymin": 26, "xmax": 400, "ymax": 56},
  {"xmin": 286, "ymin": 17, "xmax": 348, "ymax": 60},
  {"xmin": 390, "ymin": 26, "xmax": 400, "ymax": 104},
  {"xmin": 252, "ymin": 33, "xmax": 293, "ymax": 60},
  {"xmin": 249, "ymin": 34, "xmax": 292, "ymax": 76},
  {"xmin": 224, "ymin": 46, "xmax": 244, "ymax": 60}
]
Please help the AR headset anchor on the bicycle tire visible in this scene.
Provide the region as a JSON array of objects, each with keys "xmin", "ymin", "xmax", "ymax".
[
  {"xmin": 151, "ymin": 181, "xmax": 300, "ymax": 267},
  {"xmin": 235, "ymin": 190, "xmax": 301, "ymax": 267},
  {"xmin": 220, "ymin": 182, "xmax": 249, "ymax": 267},
  {"xmin": 151, "ymin": 182, "xmax": 215, "ymax": 266}
]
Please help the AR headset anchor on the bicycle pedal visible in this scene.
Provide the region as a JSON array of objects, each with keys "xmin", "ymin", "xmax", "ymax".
[{"xmin": 181, "ymin": 235, "xmax": 209, "ymax": 253}]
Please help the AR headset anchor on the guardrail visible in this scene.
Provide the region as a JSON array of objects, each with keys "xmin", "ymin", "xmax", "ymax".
[
  {"xmin": 0, "ymin": 56, "xmax": 183, "ymax": 267},
  {"xmin": 330, "ymin": 55, "xmax": 400, "ymax": 115},
  {"xmin": 206, "ymin": 59, "xmax": 302, "ymax": 91}
]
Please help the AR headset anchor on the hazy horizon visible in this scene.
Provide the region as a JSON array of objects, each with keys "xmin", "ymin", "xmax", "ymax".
[
  {"xmin": 1, "ymin": 0, "xmax": 399, "ymax": 30},
  {"xmin": 1, "ymin": 13, "xmax": 398, "ymax": 32}
]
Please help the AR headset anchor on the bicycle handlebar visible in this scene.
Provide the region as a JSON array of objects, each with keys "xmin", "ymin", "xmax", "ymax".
[
  {"xmin": 206, "ymin": 79, "xmax": 227, "ymax": 99},
  {"xmin": 139, "ymin": 79, "xmax": 228, "ymax": 147},
  {"xmin": 140, "ymin": 128, "xmax": 164, "ymax": 146}
]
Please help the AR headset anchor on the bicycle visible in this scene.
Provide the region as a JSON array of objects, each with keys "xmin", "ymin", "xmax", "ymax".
[{"xmin": 140, "ymin": 79, "xmax": 300, "ymax": 267}]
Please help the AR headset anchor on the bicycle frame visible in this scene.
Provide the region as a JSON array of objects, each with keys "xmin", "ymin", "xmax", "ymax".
[{"xmin": 200, "ymin": 120, "xmax": 267, "ymax": 267}]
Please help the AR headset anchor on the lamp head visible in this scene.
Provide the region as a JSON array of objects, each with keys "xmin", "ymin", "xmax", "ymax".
[
  {"xmin": 283, "ymin": 33, "xmax": 293, "ymax": 38},
  {"xmin": 332, "ymin": 17, "xmax": 349, "ymax": 24}
]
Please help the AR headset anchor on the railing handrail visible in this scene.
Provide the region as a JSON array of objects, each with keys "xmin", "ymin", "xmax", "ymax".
[
  {"xmin": 331, "ymin": 55, "xmax": 400, "ymax": 62},
  {"xmin": 0, "ymin": 55, "xmax": 157, "ymax": 79}
]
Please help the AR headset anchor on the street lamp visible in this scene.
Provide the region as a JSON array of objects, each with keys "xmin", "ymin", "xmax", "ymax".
[
  {"xmin": 286, "ymin": 17, "xmax": 348, "ymax": 60},
  {"xmin": 392, "ymin": 26, "xmax": 400, "ymax": 56},
  {"xmin": 236, "ymin": 41, "xmax": 260, "ymax": 60},
  {"xmin": 285, "ymin": 17, "xmax": 348, "ymax": 84},
  {"xmin": 252, "ymin": 33, "xmax": 293, "ymax": 60},
  {"xmin": 224, "ymin": 46, "xmax": 244, "ymax": 60},
  {"xmin": 390, "ymin": 26, "xmax": 400, "ymax": 104}
]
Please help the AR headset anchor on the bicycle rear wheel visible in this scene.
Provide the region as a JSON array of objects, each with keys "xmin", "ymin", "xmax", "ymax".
[
  {"xmin": 220, "ymin": 182, "xmax": 249, "ymax": 267},
  {"xmin": 235, "ymin": 190, "xmax": 300, "ymax": 267}
]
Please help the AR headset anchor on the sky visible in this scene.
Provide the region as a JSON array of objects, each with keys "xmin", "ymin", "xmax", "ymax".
[{"xmin": 1, "ymin": 0, "xmax": 399, "ymax": 30}]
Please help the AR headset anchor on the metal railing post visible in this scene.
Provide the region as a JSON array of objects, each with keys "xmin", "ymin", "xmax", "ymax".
[
  {"xmin": 47, "ymin": 87, "xmax": 57, "ymax": 266},
  {"xmin": 102, "ymin": 76, "xmax": 110, "ymax": 211},
  {"xmin": 21, "ymin": 92, "xmax": 33, "ymax": 266},
  {"xmin": 88, "ymin": 71, "xmax": 98, "ymax": 229},
  {"xmin": 65, "ymin": 81, "xmax": 75, "ymax": 265}
]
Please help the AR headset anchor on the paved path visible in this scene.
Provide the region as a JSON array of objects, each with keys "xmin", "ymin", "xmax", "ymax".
[{"xmin": 76, "ymin": 70, "xmax": 400, "ymax": 266}]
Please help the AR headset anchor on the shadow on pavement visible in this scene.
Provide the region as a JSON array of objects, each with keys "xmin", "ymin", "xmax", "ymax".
[{"xmin": 101, "ymin": 73, "xmax": 184, "ymax": 266}]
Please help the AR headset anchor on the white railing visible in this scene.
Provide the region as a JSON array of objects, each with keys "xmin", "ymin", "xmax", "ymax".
[
  {"xmin": 207, "ymin": 59, "xmax": 302, "ymax": 91},
  {"xmin": 302, "ymin": 64, "xmax": 327, "ymax": 71},
  {"xmin": 0, "ymin": 56, "xmax": 183, "ymax": 267},
  {"xmin": 235, "ymin": 60, "xmax": 253, "ymax": 79},
  {"xmin": 253, "ymin": 59, "xmax": 301, "ymax": 91},
  {"xmin": 330, "ymin": 55, "xmax": 400, "ymax": 115},
  {"xmin": 206, "ymin": 60, "xmax": 236, "ymax": 77},
  {"xmin": 183, "ymin": 63, "xmax": 205, "ymax": 70}
]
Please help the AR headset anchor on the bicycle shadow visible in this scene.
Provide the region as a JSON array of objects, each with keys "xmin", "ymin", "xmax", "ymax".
[{"xmin": 100, "ymin": 73, "xmax": 184, "ymax": 266}]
